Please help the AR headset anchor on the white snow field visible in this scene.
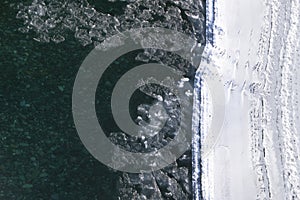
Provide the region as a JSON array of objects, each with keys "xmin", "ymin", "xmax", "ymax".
[{"xmin": 193, "ymin": 0, "xmax": 300, "ymax": 199}]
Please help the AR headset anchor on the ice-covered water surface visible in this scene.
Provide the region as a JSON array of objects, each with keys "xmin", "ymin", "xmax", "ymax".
[
  {"xmin": 16, "ymin": 0, "xmax": 205, "ymax": 46},
  {"xmin": 196, "ymin": 0, "xmax": 300, "ymax": 199}
]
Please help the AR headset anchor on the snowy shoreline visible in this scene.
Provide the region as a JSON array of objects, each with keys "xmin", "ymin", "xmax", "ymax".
[{"xmin": 193, "ymin": 0, "xmax": 300, "ymax": 199}]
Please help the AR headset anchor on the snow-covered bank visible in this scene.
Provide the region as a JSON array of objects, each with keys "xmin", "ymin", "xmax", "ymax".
[{"xmin": 194, "ymin": 0, "xmax": 300, "ymax": 199}]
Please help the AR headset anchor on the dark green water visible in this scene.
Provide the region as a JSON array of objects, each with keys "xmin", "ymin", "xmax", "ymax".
[
  {"xmin": 0, "ymin": 0, "xmax": 205, "ymax": 199},
  {"xmin": 0, "ymin": 1, "xmax": 119, "ymax": 199}
]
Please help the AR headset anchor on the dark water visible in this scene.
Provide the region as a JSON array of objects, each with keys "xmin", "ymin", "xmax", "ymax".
[
  {"xmin": 0, "ymin": 1, "xmax": 120, "ymax": 199},
  {"xmin": 0, "ymin": 0, "xmax": 205, "ymax": 199}
]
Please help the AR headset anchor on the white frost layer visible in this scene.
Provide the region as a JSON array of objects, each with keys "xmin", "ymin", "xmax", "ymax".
[{"xmin": 197, "ymin": 0, "xmax": 300, "ymax": 199}]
